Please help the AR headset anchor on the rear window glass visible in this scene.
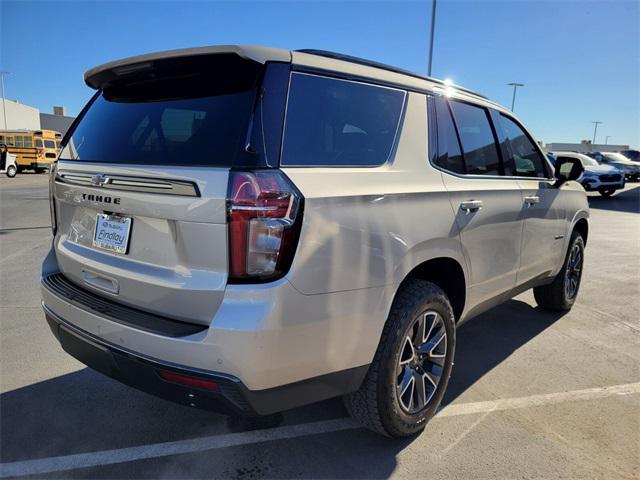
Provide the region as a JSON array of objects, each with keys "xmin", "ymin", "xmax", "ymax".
[
  {"xmin": 281, "ymin": 73, "xmax": 405, "ymax": 167},
  {"xmin": 60, "ymin": 55, "xmax": 262, "ymax": 166},
  {"xmin": 449, "ymin": 100, "xmax": 501, "ymax": 176}
]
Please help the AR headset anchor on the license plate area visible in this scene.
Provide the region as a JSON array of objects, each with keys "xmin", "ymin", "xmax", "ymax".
[{"xmin": 93, "ymin": 213, "xmax": 132, "ymax": 254}]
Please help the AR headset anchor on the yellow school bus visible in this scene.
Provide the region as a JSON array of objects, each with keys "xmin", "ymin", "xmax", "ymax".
[{"xmin": 0, "ymin": 130, "xmax": 62, "ymax": 172}]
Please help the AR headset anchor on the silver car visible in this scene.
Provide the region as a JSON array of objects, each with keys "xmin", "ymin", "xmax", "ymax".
[
  {"xmin": 552, "ymin": 151, "xmax": 625, "ymax": 197},
  {"xmin": 588, "ymin": 152, "xmax": 640, "ymax": 182},
  {"xmin": 41, "ymin": 46, "xmax": 589, "ymax": 437}
]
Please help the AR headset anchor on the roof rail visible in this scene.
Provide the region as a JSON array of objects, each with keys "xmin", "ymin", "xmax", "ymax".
[{"xmin": 296, "ymin": 49, "xmax": 488, "ymax": 100}]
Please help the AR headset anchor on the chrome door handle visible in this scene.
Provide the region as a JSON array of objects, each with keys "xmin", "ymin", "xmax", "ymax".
[
  {"xmin": 460, "ymin": 200, "xmax": 484, "ymax": 213},
  {"xmin": 524, "ymin": 195, "xmax": 540, "ymax": 206}
]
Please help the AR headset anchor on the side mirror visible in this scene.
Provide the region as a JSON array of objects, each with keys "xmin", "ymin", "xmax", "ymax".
[{"xmin": 554, "ymin": 157, "xmax": 584, "ymax": 186}]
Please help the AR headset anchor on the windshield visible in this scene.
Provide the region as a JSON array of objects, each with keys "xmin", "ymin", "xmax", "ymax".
[
  {"xmin": 603, "ymin": 153, "xmax": 629, "ymax": 162},
  {"xmin": 580, "ymin": 156, "xmax": 599, "ymax": 166},
  {"xmin": 60, "ymin": 55, "xmax": 262, "ymax": 167}
]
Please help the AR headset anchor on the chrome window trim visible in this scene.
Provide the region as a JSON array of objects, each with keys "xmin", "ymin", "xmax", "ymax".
[{"xmin": 426, "ymin": 95, "xmax": 555, "ymax": 182}]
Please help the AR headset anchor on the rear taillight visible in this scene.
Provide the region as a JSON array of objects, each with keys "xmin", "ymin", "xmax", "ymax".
[{"xmin": 227, "ymin": 170, "xmax": 303, "ymax": 283}]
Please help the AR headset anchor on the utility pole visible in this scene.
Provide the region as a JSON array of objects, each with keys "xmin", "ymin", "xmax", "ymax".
[
  {"xmin": 507, "ymin": 82, "xmax": 524, "ymax": 111},
  {"xmin": 592, "ymin": 121, "xmax": 603, "ymax": 144},
  {"xmin": 427, "ymin": 0, "xmax": 437, "ymax": 76},
  {"xmin": 605, "ymin": 135, "xmax": 612, "ymax": 145},
  {"xmin": 0, "ymin": 71, "xmax": 9, "ymax": 130}
]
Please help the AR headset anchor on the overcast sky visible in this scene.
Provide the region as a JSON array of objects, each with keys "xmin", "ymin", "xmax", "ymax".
[{"xmin": 1, "ymin": 0, "xmax": 638, "ymax": 147}]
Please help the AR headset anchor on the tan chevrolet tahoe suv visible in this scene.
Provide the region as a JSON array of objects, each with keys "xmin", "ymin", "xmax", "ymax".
[{"xmin": 41, "ymin": 46, "xmax": 589, "ymax": 437}]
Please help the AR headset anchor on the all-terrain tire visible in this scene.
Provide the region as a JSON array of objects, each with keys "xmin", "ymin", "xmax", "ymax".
[
  {"xmin": 533, "ymin": 231, "xmax": 585, "ymax": 311},
  {"xmin": 344, "ymin": 279, "xmax": 456, "ymax": 437}
]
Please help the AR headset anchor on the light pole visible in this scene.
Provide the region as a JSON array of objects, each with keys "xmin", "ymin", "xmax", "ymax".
[
  {"xmin": 508, "ymin": 82, "xmax": 524, "ymax": 111},
  {"xmin": 591, "ymin": 121, "xmax": 603, "ymax": 144},
  {"xmin": 0, "ymin": 71, "xmax": 9, "ymax": 130},
  {"xmin": 605, "ymin": 135, "xmax": 612, "ymax": 145},
  {"xmin": 427, "ymin": 0, "xmax": 437, "ymax": 76}
]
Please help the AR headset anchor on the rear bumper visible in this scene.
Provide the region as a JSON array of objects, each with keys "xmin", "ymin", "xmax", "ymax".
[
  {"xmin": 44, "ymin": 305, "xmax": 368, "ymax": 416},
  {"xmin": 44, "ymin": 306, "xmax": 248, "ymax": 414},
  {"xmin": 41, "ymin": 270, "xmax": 372, "ymax": 415},
  {"xmin": 30, "ymin": 162, "xmax": 50, "ymax": 169}
]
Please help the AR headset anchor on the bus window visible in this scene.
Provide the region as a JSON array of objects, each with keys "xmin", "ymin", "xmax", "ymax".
[
  {"xmin": 44, "ymin": 140, "xmax": 55, "ymax": 149},
  {"xmin": 35, "ymin": 139, "xmax": 43, "ymax": 148}
]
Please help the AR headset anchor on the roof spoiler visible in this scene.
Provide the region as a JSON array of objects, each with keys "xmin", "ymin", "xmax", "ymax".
[{"xmin": 84, "ymin": 45, "xmax": 291, "ymax": 90}]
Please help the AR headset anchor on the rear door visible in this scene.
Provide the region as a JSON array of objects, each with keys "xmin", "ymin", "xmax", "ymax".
[
  {"xmin": 52, "ymin": 53, "xmax": 276, "ymax": 326},
  {"xmin": 433, "ymin": 96, "xmax": 523, "ymax": 311},
  {"xmin": 493, "ymin": 112, "xmax": 566, "ymax": 283}
]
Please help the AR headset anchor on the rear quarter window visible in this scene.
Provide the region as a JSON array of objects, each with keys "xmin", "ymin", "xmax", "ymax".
[{"xmin": 281, "ymin": 73, "xmax": 406, "ymax": 167}]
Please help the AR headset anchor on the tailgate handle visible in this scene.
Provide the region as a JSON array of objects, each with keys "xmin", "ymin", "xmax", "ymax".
[{"xmin": 82, "ymin": 270, "xmax": 119, "ymax": 295}]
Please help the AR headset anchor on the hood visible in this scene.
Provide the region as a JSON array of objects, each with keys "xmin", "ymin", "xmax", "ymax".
[{"xmin": 584, "ymin": 164, "xmax": 622, "ymax": 174}]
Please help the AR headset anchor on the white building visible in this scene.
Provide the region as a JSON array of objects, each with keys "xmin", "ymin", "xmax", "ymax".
[
  {"xmin": 545, "ymin": 140, "xmax": 629, "ymax": 153},
  {"xmin": 1, "ymin": 98, "xmax": 75, "ymax": 134},
  {"xmin": 1, "ymin": 98, "xmax": 40, "ymax": 130}
]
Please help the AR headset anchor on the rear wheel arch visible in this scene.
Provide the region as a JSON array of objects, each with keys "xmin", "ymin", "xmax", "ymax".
[
  {"xmin": 573, "ymin": 218, "xmax": 589, "ymax": 245},
  {"xmin": 396, "ymin": 257, "xmax": 466, "ymax": 322}
]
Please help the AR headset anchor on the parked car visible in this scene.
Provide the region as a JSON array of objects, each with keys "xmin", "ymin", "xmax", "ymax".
[
  {"xmin": 619, "ymin": 150, "xmax": 640, "ymax": 163},
  {"xmin": 587, "ymin": 152, "xmax": 640, "ymax": 181},
  {"xmin": 552, "ymin": 151, "xmax": 624, "ymax": 196},
  {"xmin": 41, "ymin": 46, "xmax": 590, "ymax": 438},
  {"xmin": 0, "ymin": 143, "xmax": 17, "ymax": 177}
]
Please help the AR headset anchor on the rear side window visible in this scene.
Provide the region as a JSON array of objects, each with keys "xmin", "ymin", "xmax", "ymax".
[
  {"xmin": 497, "ymin": 114, "xmax": 547, "ymax": 178},
  {"xmin": 433, "ymin": 96, "xmax": 465, "ymax": 174},
  {"xmin": 281, "ymin": 73, "xmax": 405, "ymax": 167},
  {"xmin": 449, "ymin": 100, "xmax": 501, "ymax": 176}
]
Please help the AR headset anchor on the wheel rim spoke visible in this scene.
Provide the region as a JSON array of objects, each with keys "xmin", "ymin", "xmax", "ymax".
[
  {"xmin": 564, "ymin": 244, "xmax": 583, "ymax": 300},
  {"xmin": 399, "ymin": 337, "xmax": 415, "ymax": 365},
  {"xmin": 413, "ymin": 371, "xmax": 427, "ymax": 410},
  {"xmin": 398, "ymin": 367, "xmax": 415, "ymax": 411},
  {"xmin": 396, "ymin": 310, "xmax": 448, "ymax": 414}
]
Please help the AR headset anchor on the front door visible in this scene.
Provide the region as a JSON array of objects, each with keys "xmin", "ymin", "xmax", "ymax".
[{"xmin": 492, "ymin": 112, "xmax": 565, "ymax": 283}]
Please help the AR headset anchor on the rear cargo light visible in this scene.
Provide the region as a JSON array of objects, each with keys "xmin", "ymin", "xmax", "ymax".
[
  {"xmin": 227, "ymin": 170, "xmax": 303, "ymax": 283},
  {"xmin": 158, "ymin": 370, "xmax": 219, "ymax": 391}
]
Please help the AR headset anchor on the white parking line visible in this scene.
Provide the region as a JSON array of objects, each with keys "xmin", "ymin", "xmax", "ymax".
[
  {"xmin": 1, "ymin": 382, "xmax": 638, "ymax": 478},
  {"xmin": 437, "ymin": 381, "xmax": 640, "ymax": 418}
]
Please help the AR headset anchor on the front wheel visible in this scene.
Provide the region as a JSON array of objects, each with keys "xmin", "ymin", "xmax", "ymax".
[
  {"xmin": 599, "ymin": 188, "xmax": 615, "ymax": 197},
  {"xmin": 344, "ymin": 279, "xmax": 456, "ymax": 437},
  {"xmin": 534, "ymin": 231, "xmax": 585, "ymax": 311},
  {"xmin": 6, "ymin": 165, "xmax": 16, "ymax": 177}
]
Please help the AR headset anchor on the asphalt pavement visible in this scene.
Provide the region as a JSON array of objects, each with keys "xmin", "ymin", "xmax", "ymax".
[{"xmin": 1, "ymin": 173, "xmax": 638, "ymax": 479}]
